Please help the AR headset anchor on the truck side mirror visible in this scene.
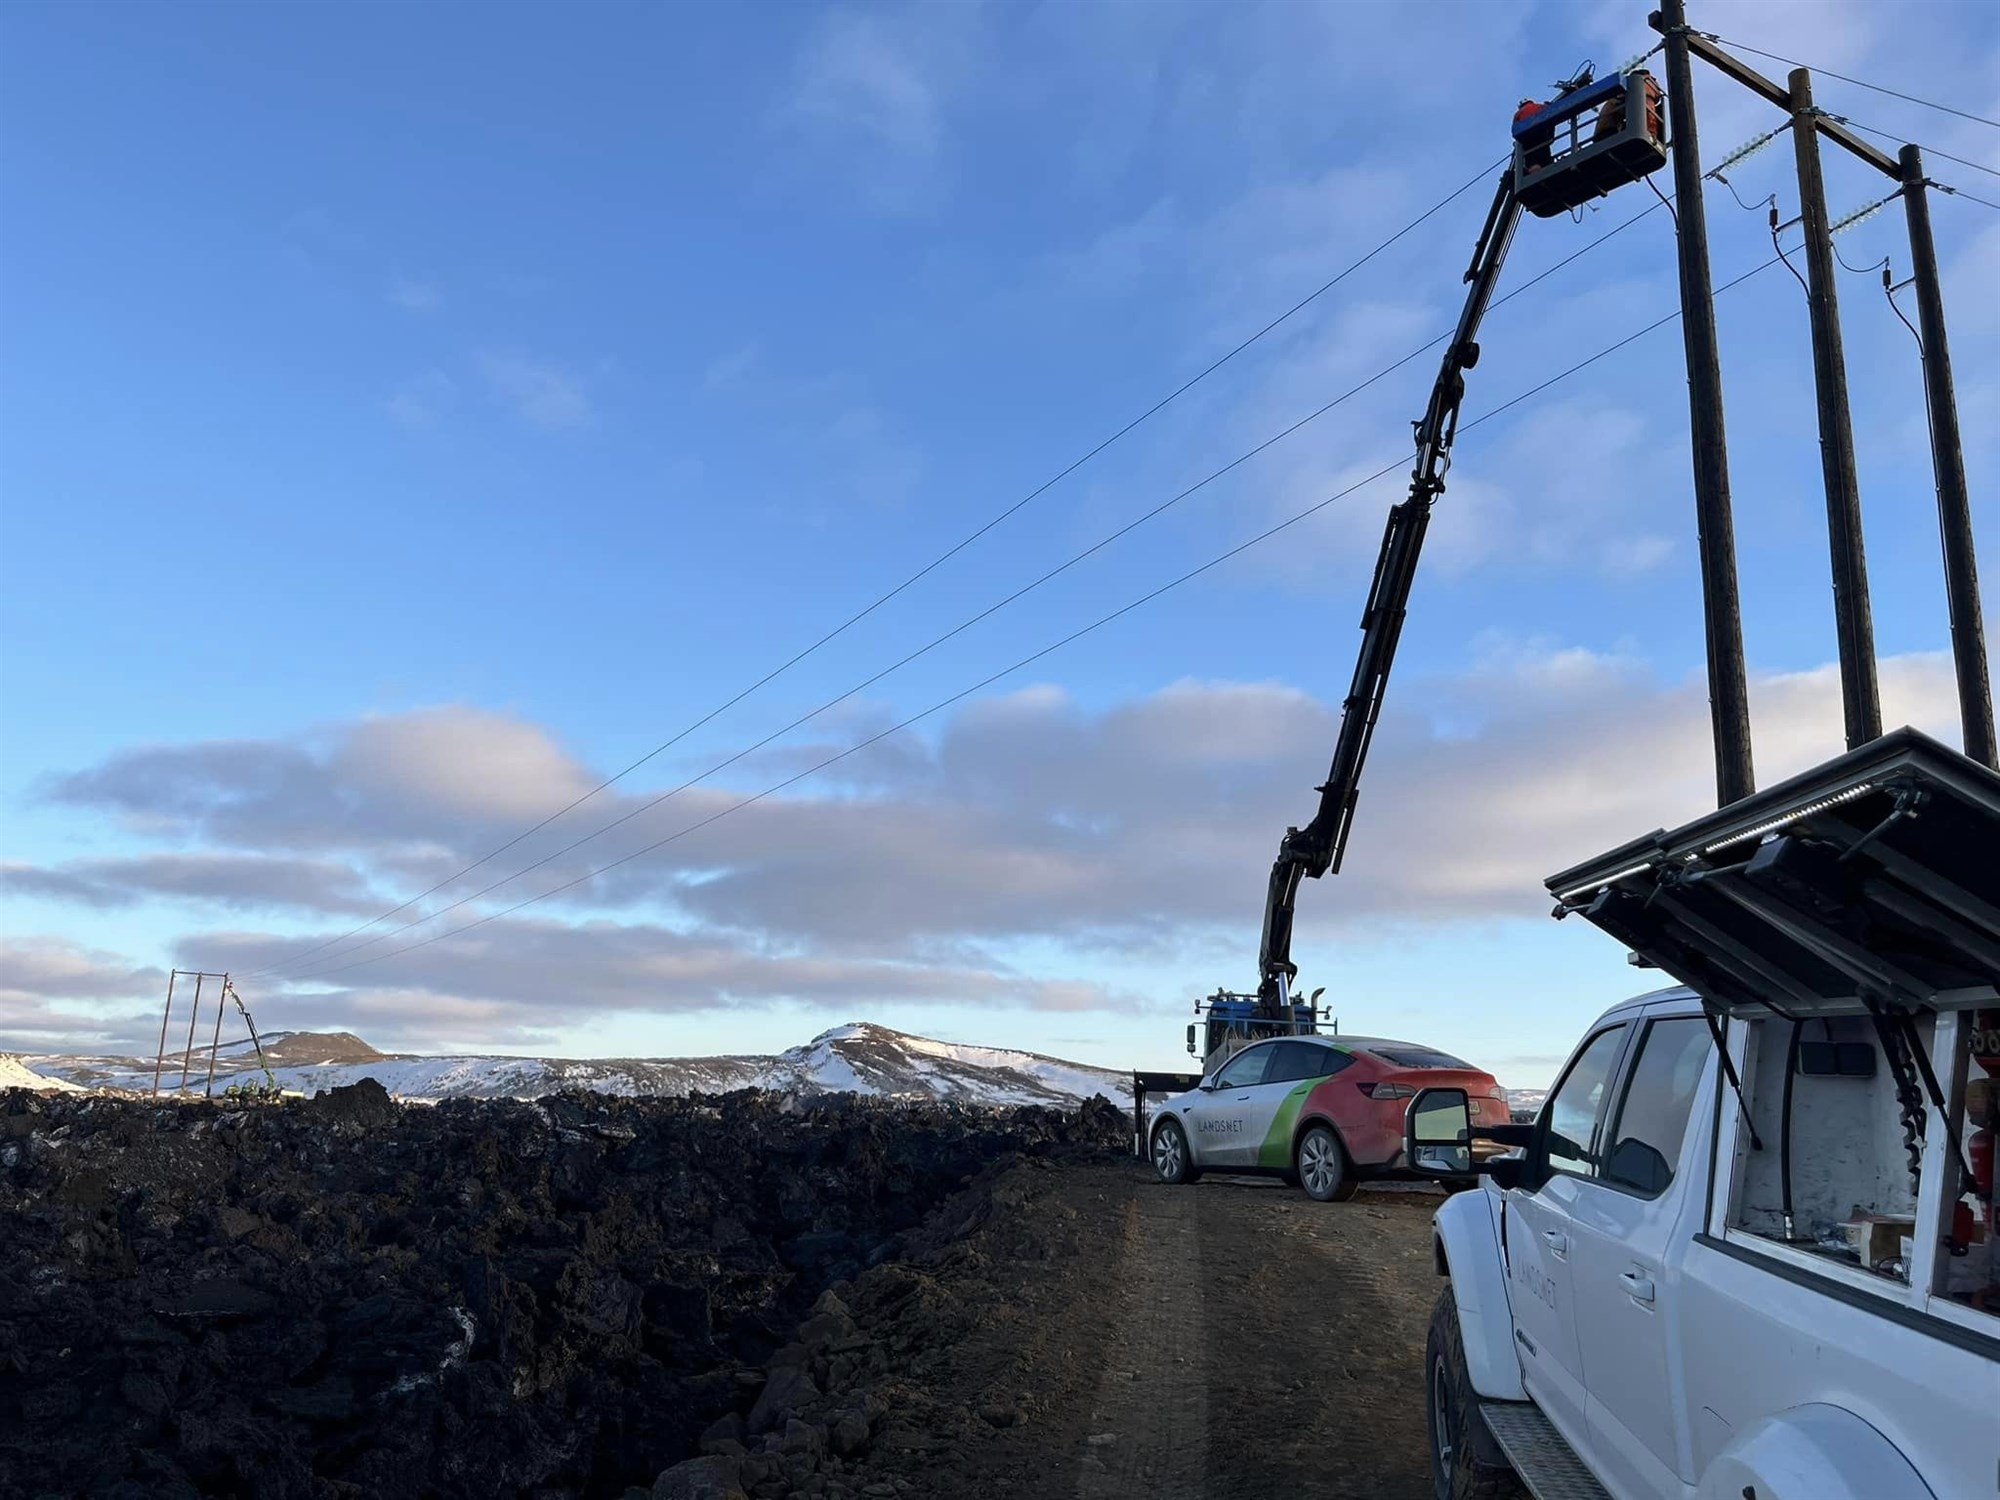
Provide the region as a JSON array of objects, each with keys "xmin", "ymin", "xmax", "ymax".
[
  {"xmin": 1404, "ymin": 1087, "xmax": 1473, "ymax": 1177},
  {"xmin": 1186, "ymin": 1024, "xmax": 1197, "ymax": 1056}
]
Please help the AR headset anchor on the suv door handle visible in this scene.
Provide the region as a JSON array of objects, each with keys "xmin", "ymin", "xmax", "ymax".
[
  {"xmin": 1618, "ymin": 1271, "xmax": 1656, "ymax": 1304},
  {"xmin": 1541, "ymin": 1229, "xmax": 1568, "ymax": 1256}
]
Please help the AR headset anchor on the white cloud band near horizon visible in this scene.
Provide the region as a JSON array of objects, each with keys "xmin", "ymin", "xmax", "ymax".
[{"xmin": 0, "ymin": 642, "xmax": 1973, "ymax": 1060}]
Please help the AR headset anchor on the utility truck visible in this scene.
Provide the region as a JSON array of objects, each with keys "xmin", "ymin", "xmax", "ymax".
[
  {"xmin": 1132, "ymin": 65, "xmax": 1670, "ymax": 1137},
  {"xmin": 1406, "ymin": 731, "xmax": 2000, "ymax": 1499}
]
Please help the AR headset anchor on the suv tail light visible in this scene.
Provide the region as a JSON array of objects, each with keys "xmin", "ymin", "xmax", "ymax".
[{"xmin": 1356, "ymin": 1081, "xmax": 1416, "ymax": 1100}]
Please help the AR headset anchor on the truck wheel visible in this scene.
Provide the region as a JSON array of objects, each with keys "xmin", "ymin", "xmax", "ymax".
[
  {"xmin": 1296, "ymin": 1123, "xmax": 1356, "ymax": 1202},
  {"xmin": 1426, "ymin": 1285, "xmax": 1522, "ymax": 1499},
  {"xmin": 1151, "ymin": 1118, "xmax": 1199, "ymax": 1185}
]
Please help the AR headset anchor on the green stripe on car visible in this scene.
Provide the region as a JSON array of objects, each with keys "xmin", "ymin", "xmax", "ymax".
[{"xmin": 1258, "ymin": 1080, "xmax": 1317, "ymax": 1168}]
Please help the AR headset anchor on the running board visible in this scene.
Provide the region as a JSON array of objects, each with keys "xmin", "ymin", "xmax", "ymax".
[{"xmin": 1478, "ymin": 1402, "xmax": 1609, "ymax": 1500}]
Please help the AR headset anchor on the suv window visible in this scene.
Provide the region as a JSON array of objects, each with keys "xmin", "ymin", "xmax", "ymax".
[
  {"xmin": 1369, "ymin": 1046, "xmax": 1471, "ymax": 1069},
  {"xmin": 1603, "ymin": 1018, "xmax": 1708, "ymax": 1195},
  {"xmin": 1543, "ymin": 1024, "xmax": 1628, "ymax": 1178},
  {"xmin": 1266, "ymin": 1041, "xmax": 1348, "ymax": 1084},
  {"xmin": 1212, "ymin": 1046, "xmax": 1272, "ymax": 1089}
]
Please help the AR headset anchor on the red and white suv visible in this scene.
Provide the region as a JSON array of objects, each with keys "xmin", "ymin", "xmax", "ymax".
[{"xmin": 1149, "ymin": 1034, "xmax": 1509, "ymax": 1201}]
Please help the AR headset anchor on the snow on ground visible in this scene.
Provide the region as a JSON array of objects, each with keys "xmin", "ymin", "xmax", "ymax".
[
  {"xmin": 0, "ymin": 1055, "xmax": 86, "ymax": 1091},
  {"xmin": 20, "ymin": 1022, "xmax": 1131, "ymax": 1110}
]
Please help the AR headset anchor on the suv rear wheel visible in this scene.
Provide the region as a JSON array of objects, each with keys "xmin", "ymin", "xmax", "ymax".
[
  {"xmin": 1295, "ymin": 1123, "xmax": 1356, "ymax": 1202},
  {"xmin": 1426, "ymin": 1284, "xmax": 1522, "ymax": 1499}
]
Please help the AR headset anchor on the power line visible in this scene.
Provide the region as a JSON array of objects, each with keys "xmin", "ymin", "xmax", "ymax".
[
  {"xmin": 1941, "ymin": 186, "xmax": 2000, "ymax": 213},
  {"xmin": 270, "ymin": 194, "xmax": 1673, "ymax": 980},
  {"xmin": 278, "ymin": 197, "xmax": 1672, "ymax": 977},
  {"xmin": 1832, "ymin": 115, "xmax": 2000, "ymax": 181},
  {"xmin": 1708, "ymin": 34, "xmax": 2000, "ymax": 131},
  {"xmin": 283, "ymin": 251, "xmax": 1781, "ymax": 986},
  {"xmin": 245, "ymin": 155, "xmax": 1510, "ymax": 983}
]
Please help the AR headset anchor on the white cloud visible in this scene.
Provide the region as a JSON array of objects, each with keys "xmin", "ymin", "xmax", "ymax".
[
  {"xmin": 45, "ymin": 704, "xmax": 598, "ymax": 858},
  {"xmin": 0, "ymin": 853, "xmax": 382, "ymax": 917},
  {"xmin": 792, "ymin": 10, "xmax": 942, "ymax": 158},
  {"xmin": 704, "ymin": 342, "xmax": 762, "ymax": 389},
  {"xmin": 0, "ymin": 938, "xmax": 164, "ymax": 1002},
  {"xmin": 385, "ymin": 369, "xmax": 456, "ymax": 430},
  {"xmin": 389, "ymin": 275, "xmax": 441, "ymax": 312},
  {"xmin": 777, "ymin": 5, "xmax": 984, "ymax": 210},
  {"xmin": 337, "ymin": 706, "xmax": 600, "ymax": 826},
  {"xmin": 0, "ymin": 939, "xmax": 165, "ymax": 1052},
  {"xmin": 476, "ymin": 352, "xmax": 593, "ymax": 430},
  {"xmin": 20, "ymin": 647, "xmax": 1969, "ymax": 1053}
]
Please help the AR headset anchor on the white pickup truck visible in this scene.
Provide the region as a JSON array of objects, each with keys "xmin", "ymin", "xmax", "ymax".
[{"xmin": 1405, "ymin": 731, "xmax": 2000, "ymax": 1500}]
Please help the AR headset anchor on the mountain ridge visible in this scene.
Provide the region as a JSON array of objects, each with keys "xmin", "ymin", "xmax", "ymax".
[
  {"xmin": 15, "ymin": 1023, "xmax": 1552, "ymax": 1113},
  {"xmin": 17, "ymin": 1022, "xmax": 1137, "ymax": 1109}
]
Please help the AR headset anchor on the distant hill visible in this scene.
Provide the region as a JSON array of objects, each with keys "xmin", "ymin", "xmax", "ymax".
[
  {"xmin": 0, "ymin": 1054, "xmax": 85, "ymax": 1092},
  {"xmin": 1507, "ymin": 1089, "xmax": 1548, "ymax": 1122},
  {"xmin": 22, "ymin": 1023, "xmax": 1135, "ymax": 1109},
  {"xmin": 261, "ymin": 1031, "xmax": 383, "ymax": 1065},
  {"xmin": 20, "ymin": 1025, "xmax": 1553, "ymax": 1115}
]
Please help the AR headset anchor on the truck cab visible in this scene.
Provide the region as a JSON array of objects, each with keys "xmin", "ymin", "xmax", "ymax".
[
  {"xmin": 1412, "ymin": 731, "xmax": 2000, "ymax": 1499},
  {"xmin": 1185, "ymin": 988, "xmax": 1321, "ymax": 1071}
]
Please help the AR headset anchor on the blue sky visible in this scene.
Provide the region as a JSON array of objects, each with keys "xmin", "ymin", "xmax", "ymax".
[{"xmin": 2, "ymin": 0, "xmax": 1995, "ymax": 1088}]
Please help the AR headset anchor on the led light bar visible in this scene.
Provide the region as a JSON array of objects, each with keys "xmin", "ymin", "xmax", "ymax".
[
  {"xmin": 1701, "ymin": 781, "xmax": 1877, "ymax": 856},
  {"xmin": 1555, "ymin": 859, "xmax": 1659, "ymax": 904}
]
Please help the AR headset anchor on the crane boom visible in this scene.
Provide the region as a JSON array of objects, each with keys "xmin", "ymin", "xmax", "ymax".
[
  {"xmin": 1254, "ymin": 172, "xmax": 1522, "ymax": 1019},
  {"xmin": 1155, "ymin": 68, "xmax": 1667, "ymax": 1079}
]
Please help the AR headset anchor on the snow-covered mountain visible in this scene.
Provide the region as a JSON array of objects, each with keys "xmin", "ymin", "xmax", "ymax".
[
  {"xmin": 0, "ymin": 1054, "xmax": 85, "ymax": 1092},
  {"xmin": 17, "ymin": 1023, "xmax": 1135, "ymax": 1109}
]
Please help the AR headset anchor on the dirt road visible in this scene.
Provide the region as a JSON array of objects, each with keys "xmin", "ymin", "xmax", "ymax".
[{"xmin": 846, "ymin": 1160, "xmax": 1447, "ymax": 1500}]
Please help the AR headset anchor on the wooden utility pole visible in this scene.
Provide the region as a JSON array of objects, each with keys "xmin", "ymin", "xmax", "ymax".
[
  {"xmin": 1661, "ymin": 16, "xmax": 1995, "ymax": 771},
  {"xmin": 204, "ymin": 971, "xmax": 232, "ymax": 1097},
  {"xmin": 151, "ymin": 970, "xmax": 179, "ymax": 1097},
  {"xmin": 1789, "ymin": 68, "xmax": 1881, "ymax": 749},
  {"xmin": 1660, "ymin": 0, "xmax": 1756, "ymax": 805},
  {"xmin": 1900, "ymin": 145, "xmax": 1996, "ymax": 769},
  {"xmin": 177, "ymin": 972, "xmax": 207, "ymax": 1093}
]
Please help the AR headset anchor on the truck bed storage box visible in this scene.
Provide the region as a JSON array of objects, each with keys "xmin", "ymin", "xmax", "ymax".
[
  {"xmin": 1550, "ymin": 729, "xmax": 2000, "ymax": 1320},
  {"xmin": 1722, "ymin": 1011, "xmax": 1932, "ymax": 1283}
]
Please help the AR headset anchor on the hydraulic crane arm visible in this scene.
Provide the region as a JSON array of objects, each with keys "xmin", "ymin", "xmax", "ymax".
[{"xmin": 1255, "ymin": 172, "xmax": 1523, "ymax": 1018}]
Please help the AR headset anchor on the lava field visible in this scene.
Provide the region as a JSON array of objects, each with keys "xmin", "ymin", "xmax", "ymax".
[{"xmin": 0, "ymin": 1081, "xmax": 1129, "ymax": 1499}]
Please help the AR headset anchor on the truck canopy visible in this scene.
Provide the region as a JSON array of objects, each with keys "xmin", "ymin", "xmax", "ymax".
[{"xmin": 1546, "ymin": 728, "xmax": 2000, "ymax": 1019}]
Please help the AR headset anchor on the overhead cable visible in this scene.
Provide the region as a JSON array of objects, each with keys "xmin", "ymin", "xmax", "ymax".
[
  {"xmin": 1828, "ymin": 115, "xmax": 2000, "ymax": 181},
  {"xmin": 243, "ymin": 155, "xmax": 1510, "ymax": 982},
  {"xmin": 1938, "ymin": 185, "xmax": 2000, "ymax": 213},
  {"xmin": 268, "ymin": 194, "xmax": 1674, "ymax": 979},
  {"xmin": 1706, "ymin": 35, "xmax": 2000, "ymax": 131},
  {"xmin": 284, "ymin": 251, "xmax": 1783, "ymax": 985}
]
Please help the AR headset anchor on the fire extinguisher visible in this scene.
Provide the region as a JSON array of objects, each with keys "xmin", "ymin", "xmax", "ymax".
[
  {"xmin": 1970, "ymin": 1008, "xmax": 2000, "ymax": 1075},
  {"xmin": 1971, "ymin": 1010, "xmax": 1999, "ymax": 1233}
]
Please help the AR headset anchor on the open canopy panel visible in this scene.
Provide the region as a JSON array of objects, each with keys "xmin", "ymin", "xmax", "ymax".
[{"xmin": 1546, "ymin": 728, "xmax": 2000, "ymax": 1018}]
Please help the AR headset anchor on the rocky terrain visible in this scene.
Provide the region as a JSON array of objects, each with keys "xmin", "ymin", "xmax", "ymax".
[
  {"xmin": 0, "ymin": 1081, "xmax": 1129, "ymax": 1499},
  {"xmin": 21, "ymin": 1023, "xmax": 1135, "ymax": 1110}
]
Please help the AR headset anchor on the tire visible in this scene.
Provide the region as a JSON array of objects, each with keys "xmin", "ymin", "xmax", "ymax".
[
  {"xmin": 1295, "ymin": 1123, "xmax": 1356, "ymax": 1203},
  {"xmin": 1426, "ymin": 1285, "xmax": 1523, "ymax": 1500},
  {"xmin": 1151, "ymin": 1117, "xmax": 1198, "ymax": 1185}
]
